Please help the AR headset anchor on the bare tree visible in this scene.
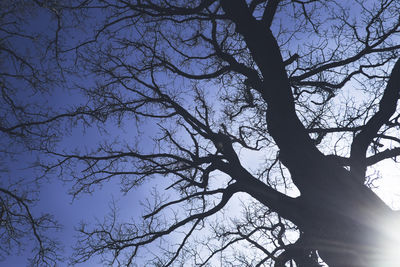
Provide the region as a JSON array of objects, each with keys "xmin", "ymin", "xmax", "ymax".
[
  {"xmin": 0, "ymin": 1, "xmax": 64, "ymax": 265},
  {"xmin": 3, "ymin": 0, "xmax": 400, "ymax": 266}
]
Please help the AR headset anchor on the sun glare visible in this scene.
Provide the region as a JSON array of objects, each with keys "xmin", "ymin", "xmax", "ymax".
[{"xmin": 372, "ymin": 214, "xmax": 400, "ymax": 267}]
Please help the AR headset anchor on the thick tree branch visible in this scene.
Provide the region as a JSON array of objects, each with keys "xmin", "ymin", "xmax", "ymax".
[
  {"xmin": 221, "ymin": 0, "xmax": 326, "ymax": 192},
  {"xmin": 367, "ymin": 147, "xmax": 400, "ymax": 166},
  {"xmin": 127, "ymin": 0, "xmax": 217, "ymax": 17},
  {"xmin": 262, "ymin": 0, "xmax": 280, "ymax": 28},
  {"xmin": 215, "ymin": 160, "xmax": 300, "ymax": 223},
  {"xmin": 350, "ymin": 58, "xmax": 400, "ymax": 180}
]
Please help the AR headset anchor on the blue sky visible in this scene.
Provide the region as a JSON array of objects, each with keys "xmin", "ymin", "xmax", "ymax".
[
  {"xmin": 2, "ymin": 1, "xmax": 400, "ymax": 266},
  {"xmin": 2, "ymin": 121, "xmax": 160, "ymax": 266},
  {"xmin": 0, "ymin": 4, "xmax": 145, "ymax": 265}
]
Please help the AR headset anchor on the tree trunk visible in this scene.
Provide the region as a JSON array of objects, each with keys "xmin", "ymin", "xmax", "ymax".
[
  {"xmin": 221, "ymin": 1, "xmax": 400, "ymax": 265},
  {"xmin": 294, "ymin": 165, "xmax": 397, "ymax": 266}
]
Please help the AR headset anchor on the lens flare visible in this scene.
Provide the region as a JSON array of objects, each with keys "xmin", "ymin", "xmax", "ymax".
[{"xmin": 372, "ymin": 215, "xmax": 400, "ymax": 267}]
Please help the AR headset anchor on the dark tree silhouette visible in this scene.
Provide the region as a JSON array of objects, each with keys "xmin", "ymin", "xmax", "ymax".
[
  {"xmin": 0, "ymin": 1, "xmax": 64, "ymax": 265},
  {"xmin": 3, "ymin": 0, "xmax": 400, "ymax": 266}
]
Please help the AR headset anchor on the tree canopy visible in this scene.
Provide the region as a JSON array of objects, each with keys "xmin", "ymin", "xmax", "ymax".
[{"xmin": 2, "ymin": 0, "xmax": 400, "ymax": 266}]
